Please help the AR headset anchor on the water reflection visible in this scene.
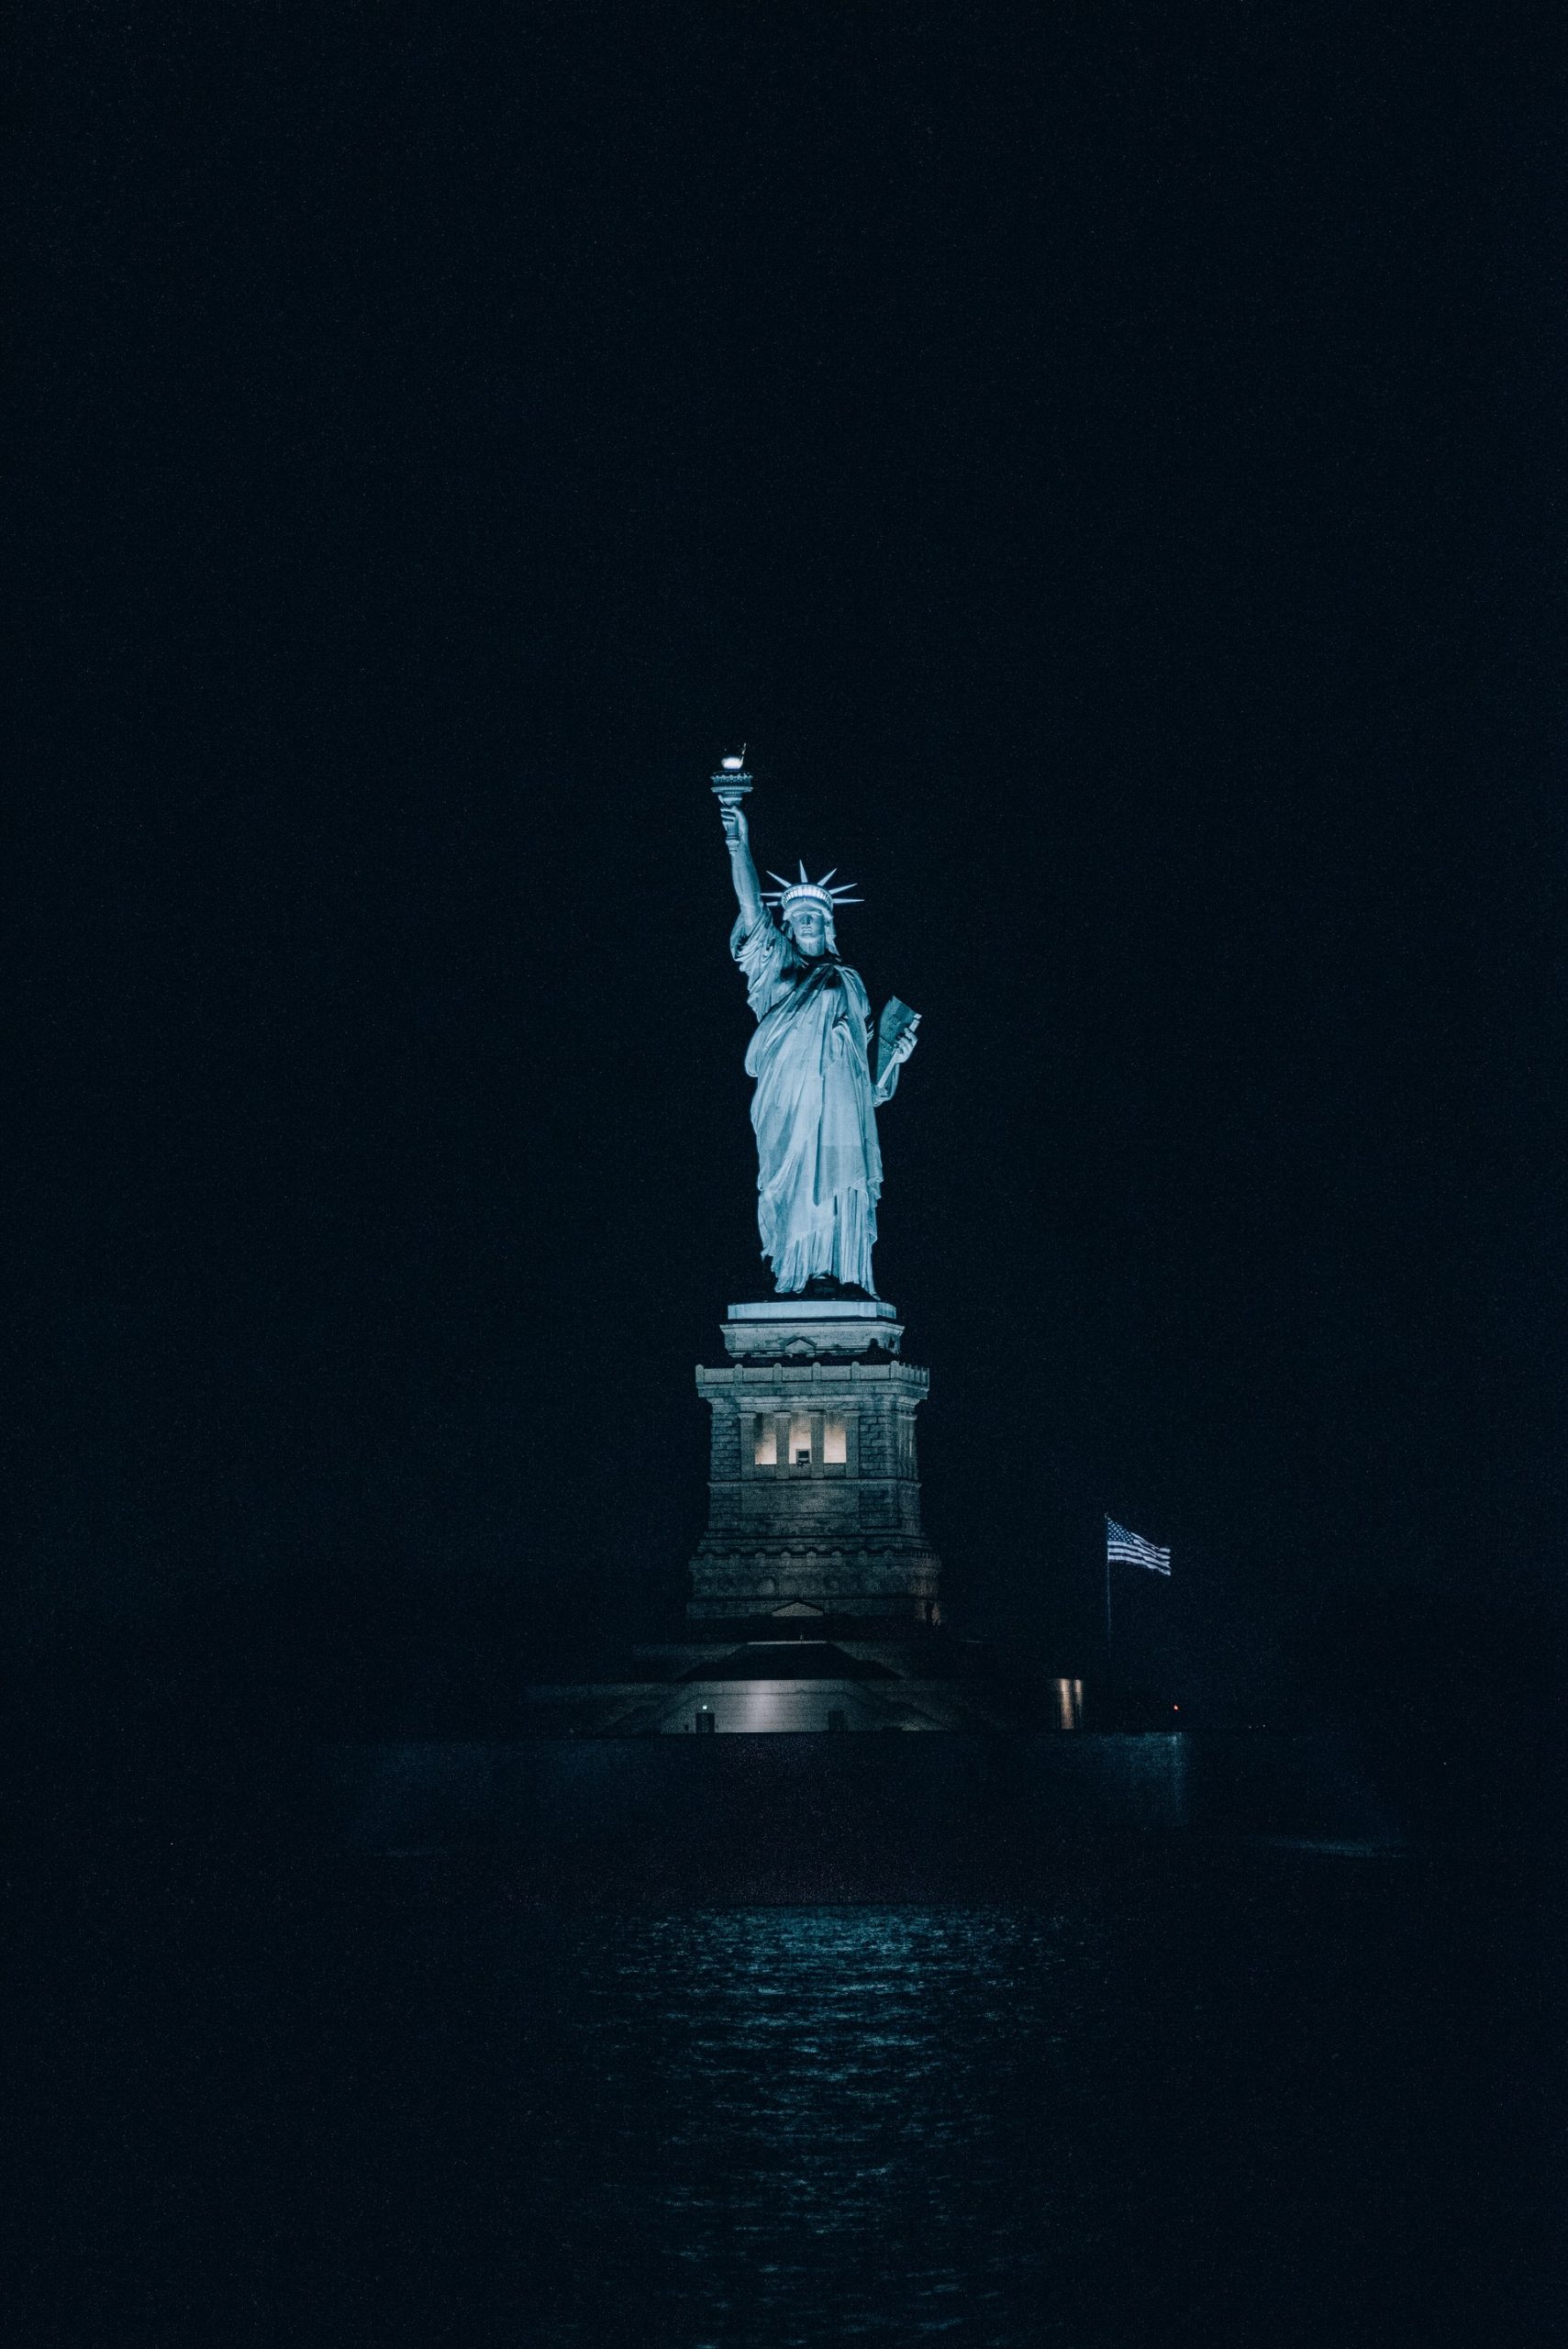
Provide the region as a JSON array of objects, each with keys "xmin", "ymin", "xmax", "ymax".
[
  {"xmin": 22, "ymin": 1853, "xmax": 1540, "ymax": 2349},
  {"xmin": 537, "ymin": 1907, "xmax": 1090, "ymax": 2343}
]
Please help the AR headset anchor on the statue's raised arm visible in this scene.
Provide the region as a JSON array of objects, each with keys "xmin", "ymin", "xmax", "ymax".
[
  {"xmin": 714, "ymin": 768, "xmax": 917, "ymax": 1298},
  {"xmin": 718, "ymin": 796, "xmax": 763, "ymax": 934}
]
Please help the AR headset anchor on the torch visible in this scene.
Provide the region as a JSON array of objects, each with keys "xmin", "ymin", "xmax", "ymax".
[{"xmin": 710, "ymin": 748, "xmax": 752, "ymax": 813}]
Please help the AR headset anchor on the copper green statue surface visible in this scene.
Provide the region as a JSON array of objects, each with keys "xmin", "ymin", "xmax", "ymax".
[{"xmin": 717, "ymin": 774, "xmax": 918, "ymax": 1296}]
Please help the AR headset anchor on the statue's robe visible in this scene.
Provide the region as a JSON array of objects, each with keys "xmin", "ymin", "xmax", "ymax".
[{"xmin": 732, "ymin": 910, "xmax": 883, "ymax": 1295}]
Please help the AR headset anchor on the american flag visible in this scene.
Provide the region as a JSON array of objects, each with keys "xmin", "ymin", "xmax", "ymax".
[{"xmin": 1106, "ymin": 1518, "xmax": 1171, "ymax": 1575}]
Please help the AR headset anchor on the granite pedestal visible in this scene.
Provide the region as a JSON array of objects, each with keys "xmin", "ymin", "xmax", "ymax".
[{"xmin": 689, "ymin": 1299, "xmax": 942, "ymax": 1627}]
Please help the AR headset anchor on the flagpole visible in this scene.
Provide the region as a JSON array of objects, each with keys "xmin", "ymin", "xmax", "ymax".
[{"xmin": 1104, "ymin": 1537, "xmax": 1114, "ymax": 1698}]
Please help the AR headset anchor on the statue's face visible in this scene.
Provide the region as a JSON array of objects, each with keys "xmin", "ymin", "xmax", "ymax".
[{"xmin": 784, "ymin": 902, "xmax": 829, "ymax": 958}]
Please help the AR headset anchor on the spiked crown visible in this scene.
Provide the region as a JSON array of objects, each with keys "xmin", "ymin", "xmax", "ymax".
[{"xmin": 762, "ymin": 862, "xmax": 863, "ymax": 917}]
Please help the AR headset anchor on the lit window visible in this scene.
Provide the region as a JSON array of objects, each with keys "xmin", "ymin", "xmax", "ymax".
[
  {"xmin": 824, "ymin": 1414, "xmax": 847, "ymax": 1465},
  {"xmin": 753, "ymin": 1415, "xmax": 777, "ymax": 1467},
  {"xmin": 790, "ymin": 1412, "xmax": 811, "ymax": 1468}
]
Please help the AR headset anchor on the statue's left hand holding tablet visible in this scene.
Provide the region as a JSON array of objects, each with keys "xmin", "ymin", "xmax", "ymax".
[{"xmin": 887, "ymin": 1015, "xmax": 919, "ymax": 1067}]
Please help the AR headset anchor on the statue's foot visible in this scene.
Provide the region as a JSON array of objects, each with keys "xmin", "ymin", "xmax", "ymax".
[{"xmin": 797, "ymin": 1275, "xmax": 877, "ymax": 1302}]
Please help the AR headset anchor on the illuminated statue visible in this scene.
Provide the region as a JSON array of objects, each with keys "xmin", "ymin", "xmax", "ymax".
[{"xmin": 716, "ymin": 766, "xmax": 918, "ymax": 1296}]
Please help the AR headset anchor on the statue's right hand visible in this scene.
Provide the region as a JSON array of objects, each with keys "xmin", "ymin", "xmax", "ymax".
[{"xmin": 721, "ymin": 803, "xmax": 749, "ymax": 848}]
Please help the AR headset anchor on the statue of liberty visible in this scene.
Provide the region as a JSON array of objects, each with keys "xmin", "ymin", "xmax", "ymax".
[{"xmin": 717, "ymin": 773, "xmax": 918, "ymax": 1297}]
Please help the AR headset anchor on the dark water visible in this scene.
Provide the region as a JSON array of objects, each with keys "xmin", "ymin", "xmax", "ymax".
[{"xmin": 14, "ymin": 1842, "xmax": 1564, "ymax": 2346}]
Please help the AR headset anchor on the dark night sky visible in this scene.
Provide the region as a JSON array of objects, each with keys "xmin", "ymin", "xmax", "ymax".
[{"xmin": 11, "ymin": 7, "xmax": 1564, "ymax": 1694}]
